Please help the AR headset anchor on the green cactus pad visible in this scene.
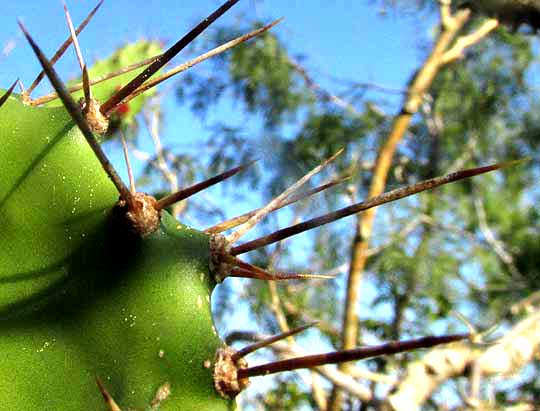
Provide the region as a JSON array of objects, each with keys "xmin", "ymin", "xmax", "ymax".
[{"xmin": 0, "ymin": 94, "xmax": 230, "ymax": 410}]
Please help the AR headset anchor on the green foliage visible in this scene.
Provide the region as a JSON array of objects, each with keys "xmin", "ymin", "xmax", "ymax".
[
  {"xmin": 178, "ymin": 27, "xmax": 309, "ymax": 129},
  {"xmin": 283, "ymin": 113, "xmax": 362, "ymax": 167},
  {"xmin": 227, "ymin": 30, "xmax": 309, "ymax": 128}
]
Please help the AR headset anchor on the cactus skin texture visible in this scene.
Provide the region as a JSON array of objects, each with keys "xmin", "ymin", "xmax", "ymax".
[{"xmin": 0, "ymin": 95, "xmax": 230, "ymax": 410}]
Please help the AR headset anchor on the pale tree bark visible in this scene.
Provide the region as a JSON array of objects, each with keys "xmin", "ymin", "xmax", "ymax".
[
  {"xmin": 227, "ymin": 308, "xmax": 540, "ymax": 410},
  {"xmin": 387, "ymin": 310, "xmax": 540, "ymax": 411}
]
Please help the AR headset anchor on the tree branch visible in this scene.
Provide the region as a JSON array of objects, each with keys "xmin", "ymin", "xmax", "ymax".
[
  {"xmin": 330, "ymin": 5, "xmax": 500, "ymax": 410},
  {"xmin": 442, "ymin": 18, "xmax": 500, "ymax": 64},
  {"xmin": 473, "ymin": 189, "xmax": 522, "ymax": 280},
  {"xmin": 387, "ymin": 310, "xmax": 540, "ymax": 411}
]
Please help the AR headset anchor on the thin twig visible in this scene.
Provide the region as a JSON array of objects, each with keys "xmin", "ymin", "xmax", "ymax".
[
  {"xmin": 347, "ymin": 365, "xmax": 398, "ymax": 385},
  {"xmin": 364, "ymin": 215, "xmax": 423, "ymax": 258},
  {"xmin": 100, "ymin": 0, "xmax": 241, "ymax": 116},
  {"xmin": 142, "ymin": 108, "xmax": 182, "ymax": 215},
  {"xmin": 282, "ymin": 299, "xmax": 340, "ymax": 337},
  {"xmin": 231, "ymin": 160, "xmax": 523, "ymax": 255},
  {"xmin": 288, "ymin": 58, "xmax": 361, "ymax": 117},
  {"xmin": 473, "ymin": 189, "xmax": 522, "ymax": 279},
  {"xmin": 18, "ymin": 21, "xmax": 132, "ymax": 202},
  {"xmin": 26, "ymin": 0, "xmax": 104, "ymax": 96},
  {"xmin": 263, "ymin": 237, "xmax": 330, "ymax": 410},
  {"xmin": 226, "ymin": 149, "xmax": 343, "ymax": 245}
]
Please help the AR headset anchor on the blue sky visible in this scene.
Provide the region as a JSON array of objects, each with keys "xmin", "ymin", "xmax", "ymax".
[{"xmin": 0, "ymin": 1, "xmax": 428, "ymax": 97}]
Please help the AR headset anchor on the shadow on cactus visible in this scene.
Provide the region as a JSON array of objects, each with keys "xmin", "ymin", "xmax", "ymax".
[{"xmin": 0, "ymin": 1, "xmax": 526, "ymax": 410}]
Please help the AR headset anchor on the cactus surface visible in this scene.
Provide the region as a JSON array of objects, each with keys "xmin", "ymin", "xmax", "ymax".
[{"xmin": 0, "ymin": 92, "xmax": 229, "ymax": 410}]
